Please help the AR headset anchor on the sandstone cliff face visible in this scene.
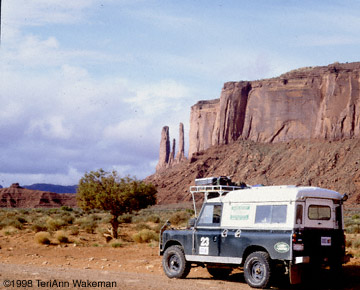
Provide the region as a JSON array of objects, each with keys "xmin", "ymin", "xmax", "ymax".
[
  {"xmin": 189, "ymin": 62, "xmax": 360, "ymax": 156},
  {"xmin": 189, "ymin": 99, "xmax": 219, "ymax": 156}
]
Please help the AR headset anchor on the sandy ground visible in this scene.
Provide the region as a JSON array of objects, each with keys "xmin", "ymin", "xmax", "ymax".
[{"xmin": 1, "ymin": 231, "xmax": 360, "ymax": 290}]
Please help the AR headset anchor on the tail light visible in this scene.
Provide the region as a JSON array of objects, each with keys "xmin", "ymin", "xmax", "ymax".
[{"xmin": 292, "ymin": 231, "xmax": 304, "ymax": 251}]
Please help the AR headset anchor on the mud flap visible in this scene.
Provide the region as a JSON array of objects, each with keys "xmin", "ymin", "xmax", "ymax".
[{"xmin": 289, "ymin": 264, "xmax": 302, "ymax": 284}]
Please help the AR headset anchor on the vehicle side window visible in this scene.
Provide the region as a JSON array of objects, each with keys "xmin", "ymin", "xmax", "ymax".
[
  {"xmin": 296, "ymin": 204, "xmax": 303, "ymax": 224},
  {"xmin": 197, "ymin": 204, "xmax": 222, "ymax": 226},
  {"xmin": 308, "ymin": 205, "xmax": 331, "ymax": 220},
  {"xmin": 255, "ymin": 205, "xmax": 287, "ymax": 224},
  {"xmin": 335, "ymin": 206, "xmax": 342, "ymax": 229}
]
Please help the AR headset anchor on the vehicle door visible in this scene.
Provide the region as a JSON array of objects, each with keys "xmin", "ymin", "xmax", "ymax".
[
  {"xmin": 303, "ymin": 198, "xmax": 342, "ymax": 259},
  {"xmin": 193, "ymin": 203, "xmax": 222, "ymax": 257}
]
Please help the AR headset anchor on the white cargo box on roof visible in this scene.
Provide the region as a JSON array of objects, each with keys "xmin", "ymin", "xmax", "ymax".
[{"xmin": 207, "ymin": 185, "xmax": 343, "ymax": 203}]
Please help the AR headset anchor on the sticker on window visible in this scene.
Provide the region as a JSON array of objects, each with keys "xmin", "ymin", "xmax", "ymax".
[{"xmin": 230, "ymin": 205, "xmax": 250, "ymax": 221}]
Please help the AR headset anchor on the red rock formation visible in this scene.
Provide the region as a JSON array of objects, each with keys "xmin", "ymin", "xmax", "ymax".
[
  {"xmin": 0, "ymin": 183, "xmax": 77, "ymax": 208},
  {"xmin": 189, "ymin": 62, "xmax": 360, "ymax": 156},
  {"xmin": 189, "ymin": 99, "xmax": 220, "ymax": 156},
  {"xmin": 175, "ymin": 123, "xmax": 186, "ymax": 163},
  {"xmin": 156, "ymin": 123, "xmax": 188, "ymax": 171},
  {"xmin": 156, "ymin": 126, "xmax": 170, "ymax": 171}
]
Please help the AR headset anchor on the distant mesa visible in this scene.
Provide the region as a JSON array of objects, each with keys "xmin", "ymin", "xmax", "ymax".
[
  {"xmin": 0, "ymin": 183, "xmax": 77, "ymax": 208},
  {"xmin": 150, "ymin": 62, "xmax": 360, "ymax": 205},
  {"xmin": 23, "ymin": 183, "xmax": 77, "ymax": 194},
  {"xmin": 188, "ymin": 62, "xmax": 360, "ymax": 156},
  {"xmin": 156, "ymin": 62, "xmax": 360, "ymax": 165}
]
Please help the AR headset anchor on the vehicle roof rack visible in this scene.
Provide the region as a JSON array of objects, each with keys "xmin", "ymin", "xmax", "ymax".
[{"xmin": 190, "ymin": 184, "xmax": 247, "ymax": 217}]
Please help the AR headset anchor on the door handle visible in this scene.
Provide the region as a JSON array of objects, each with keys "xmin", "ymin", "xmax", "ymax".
[
  {"xmin": 213, "ymin": 236, "xmax": 217, "ymax": 242},
  {"xmin": 222, "ymin": 229, "xmax": 228, "ymax": 238}
]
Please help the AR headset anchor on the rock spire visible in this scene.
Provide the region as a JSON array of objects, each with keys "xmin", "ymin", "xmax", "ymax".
[
  {"xmin": 155, "ymin": 126, "xmax": 170, "ymax": 172},
  {"xmin": 156, "ymin": 123, "xmax": 187, "ymax": 172}
]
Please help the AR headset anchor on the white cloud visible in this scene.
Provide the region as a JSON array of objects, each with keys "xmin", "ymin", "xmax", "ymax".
[
  {"xmin": 125, "ymin": 79, "xmax": 192, "ymax": 115},
  {"xmin": 2, "ymin": 0, "xmax": 95, "ymax": 27},
  {"xmin": 28, "ymin": 116, "xmax": 72, "ymax": 140}
]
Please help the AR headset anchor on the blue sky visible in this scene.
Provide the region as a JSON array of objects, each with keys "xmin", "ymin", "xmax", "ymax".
[{"xmin": 1, "ymin": 0, "xmax": 360, "ymax": 187}]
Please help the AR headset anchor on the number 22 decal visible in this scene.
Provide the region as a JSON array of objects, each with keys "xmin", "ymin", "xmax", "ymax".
[{"xmin": 200, "ymin": 237, "xmax": 209, "ymax": 246}]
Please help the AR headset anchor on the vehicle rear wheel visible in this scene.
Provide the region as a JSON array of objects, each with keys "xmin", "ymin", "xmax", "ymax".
[
  {"xmin": 162, "ymin": 245, "xmax": 190, "ymax": 279},
  {"xmin": 244, "ymin": 251, "xmax": 272, "ymax": 289},
  {"xmin": 207, "ymin": 266, "xmax": 232, "ymax": 279}
]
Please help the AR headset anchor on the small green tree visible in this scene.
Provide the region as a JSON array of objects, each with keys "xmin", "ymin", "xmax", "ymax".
[{"xmin": 77, "ymin": 169, "xmax": 157, "ymax": 238}]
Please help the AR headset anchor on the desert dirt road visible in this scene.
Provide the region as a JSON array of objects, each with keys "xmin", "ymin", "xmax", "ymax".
[
  {"xmin": 0, "ymin": 262, "xmax": 253, "ymax": 290},
  {"xmin": 1, "ymin": 231, "xmax": 360, "ymax": 290},
  {"xmin": 1, "ymin": 262, "xmax": 360, "ymax": 290}
]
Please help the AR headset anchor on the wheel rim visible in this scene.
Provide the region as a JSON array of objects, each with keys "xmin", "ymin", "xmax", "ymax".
[
  {"xmin": 250, "ymin": 261, "xmax": 265, "ymax": 282},
  {"xmin": 168, "ymin": 254, "xmax": 180, "ymax": 273}
]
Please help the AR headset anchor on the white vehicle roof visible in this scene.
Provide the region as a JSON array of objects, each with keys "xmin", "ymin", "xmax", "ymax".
[{"xmin": 208, "ymin": 185, "xmax": 343, "ymax": 203}]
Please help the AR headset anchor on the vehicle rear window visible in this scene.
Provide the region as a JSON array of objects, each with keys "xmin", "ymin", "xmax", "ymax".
[
  {"xmin": 308, "ymin": 205, "xmax": 331, "ymax": 220},
  {"xmin": 255, "ymin": 205, "xmax": 287, "ymax": 224}
]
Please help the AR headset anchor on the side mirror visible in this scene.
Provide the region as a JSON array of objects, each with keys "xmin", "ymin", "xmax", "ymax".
[
  {"xmin": 342, "ymin": 193, "xmax": 348, "ymax": 202},
  {"xmin": 188, "ymin": 218, "xmax": 197, "ymax": 228}
]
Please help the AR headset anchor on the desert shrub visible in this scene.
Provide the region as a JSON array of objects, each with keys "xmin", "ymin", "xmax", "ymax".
[
  {"xmin": 132, "ymin": 229, "xmax": 158, "ymax": 243},
  {"xmin": 131, "ymin": 215, "xmax": 145, "ymax": 224},
  {"xmin": 186, "ymin": 208, "xmax": 195, "ymax": 215},
  {"xmin": 35, "ymin": 231, "xmax": 51, "ymax": 245},
  {"xmin": 69, "ymin": 226, "xmax": 80, "ymax": 236},
  {"xmin": 169, "ymin": 211, "xmax": 190, "ymax": 226},
  {"xmin": 75, "ymin": 217, "xmax": 97, "ymax": 233},
  {"xmin": 61, "ymin": 206, "xmax": 73, "ymax": 212},
  {"xmin": 31, "ymin": 222, "xmax": 48, "ymax": 233},
  {"xmin": 46, "ymin": 217, "xmax": 67, "ymax": 231},
  {"xmin": 18, "ymin": 209, "xmax": 30, "ymax": 215},
  {"xmin": 2, "ymin": 226, "xmax": 18, "ymax": 236},
  {"xmin": 55, "ymin": 230, "xmax": 69, "ymax": 243},
  {"xmin": 7, "ymin": 218, "xmax": 24, "ymax": 230},
  {"xmin": 59, "ymin": 213, "xmax": 75, "ymax": 225},
  {"xmin": 118, "ymin": 213, "xmax": 133, "ymax": 223},
  {"xmin": 135, "ymin": 223, "xmax": 151, "ymax": 231},
  {"xmin": 152, "ymin": 223, "xmax": 163, "ymax": 233},
  {"xmin": 353, "ymin": 238, "xmax": 360, "ymax": 248},
  {"xmin": 16, "ymin": 216, "xmax": 28, "ymax": 224},
  {"xmin": 346, "ymin": 239, "xmax": 353, "ymax": 248},
  {"xmin": 346, "ymin": 225, "xmax": 360, "ymax": 234},
  {"xmin": 146, "ymin": 214, "xmax": 161, "ymax": 223},
  {"xmin": 111, "ymin": 241, "xmax": 123, "ymax": 248}
]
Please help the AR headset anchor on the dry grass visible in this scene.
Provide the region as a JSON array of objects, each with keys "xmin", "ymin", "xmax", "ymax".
[
  {"xmin": 132, "ymin": 229, "xmax": 158, "ymax": 243},
  {"xmin": 55, "ymin": 230, "xmax": 69, "ymax": 243},
  {"xmin": 34, "ymin": 231, "xmax": 51, "ymax": 245}
]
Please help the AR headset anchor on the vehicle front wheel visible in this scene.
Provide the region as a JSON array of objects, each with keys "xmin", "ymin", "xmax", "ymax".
[
  {"xmin": 244, "ymin": 251, "xmax": 272, "ymax": 289},
  {"xmin": 162, "ymin": 245, "xmax": 190, "ymax": 279}
]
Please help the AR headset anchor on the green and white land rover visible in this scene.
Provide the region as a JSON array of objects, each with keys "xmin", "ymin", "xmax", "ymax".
[{"xmin": 159, "ymin": 177, "xmax": 349, "ymax": 288}]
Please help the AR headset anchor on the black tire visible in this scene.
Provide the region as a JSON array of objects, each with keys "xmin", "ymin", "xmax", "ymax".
[
  {"xmin": 244, "ymin": 251, "xmax": 272, "ymax": 289},
  {"xmin": 162, "ymin": 245, "xmax": 190, "ymax": 279},
  {"xmin": 207, "ymin": 266, "xmax": 232, "ymax": 279}
]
